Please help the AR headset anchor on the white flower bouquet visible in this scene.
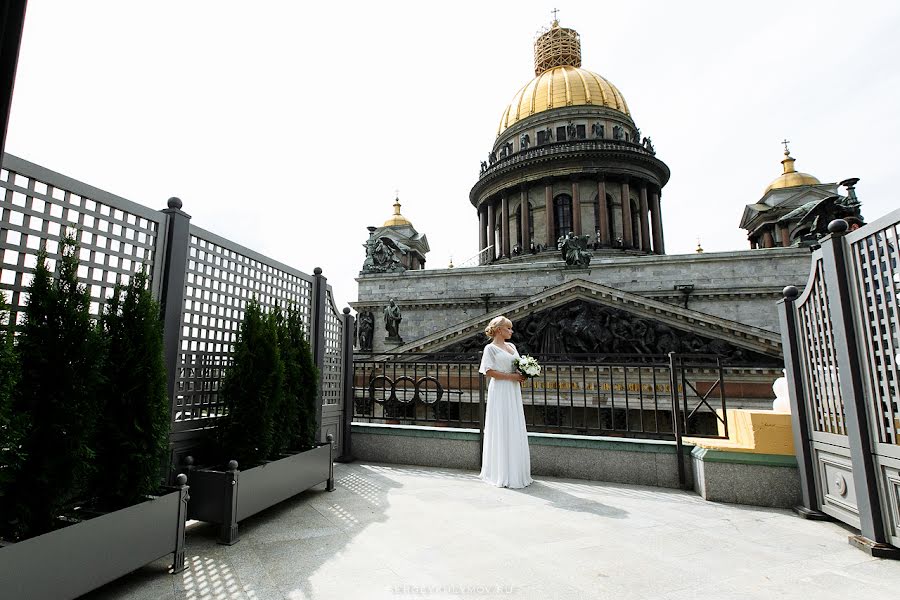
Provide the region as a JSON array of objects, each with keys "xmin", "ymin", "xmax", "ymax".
[{"xmin": 513, "ymin": 355, "xmax": 542, "ymax": 379}]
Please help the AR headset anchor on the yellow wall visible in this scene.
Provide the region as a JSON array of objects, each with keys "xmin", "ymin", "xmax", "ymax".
[{"xmin": 685, "ymin": 410, "xmax": 795, "ymax": 456}]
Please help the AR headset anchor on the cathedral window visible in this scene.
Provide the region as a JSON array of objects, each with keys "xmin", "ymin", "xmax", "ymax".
[
  {"xmin": 576, "ymin": 124, "xmax": 586, "ymax": 139},
  {"xmin": 553, "ymin": 194, "xmax": 573, "ymax": 239},
  {"xmin": 556, "ymin": 126, "xmax": 568, "ymax": 141}
]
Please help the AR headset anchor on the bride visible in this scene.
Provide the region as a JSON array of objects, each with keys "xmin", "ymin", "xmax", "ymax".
[{"xmin": 479, "ymin": 316, "xmax": 533, "ymax": 488}]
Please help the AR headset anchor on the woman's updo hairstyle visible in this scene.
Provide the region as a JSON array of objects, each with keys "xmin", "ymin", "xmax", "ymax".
[{"xmin": 484, "ymin": 316, "xmax": 512, "ymax": 338}]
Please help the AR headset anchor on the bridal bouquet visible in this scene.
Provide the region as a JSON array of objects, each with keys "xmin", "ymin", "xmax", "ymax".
[{"xmin": 513, "ymin": 355, "xmax": 542, "ymax": 379}]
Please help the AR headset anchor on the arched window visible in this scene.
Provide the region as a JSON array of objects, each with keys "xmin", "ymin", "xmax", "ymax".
[{"xmin": 553, "ymin": 194, "xmax": 572, "ymax": 240}]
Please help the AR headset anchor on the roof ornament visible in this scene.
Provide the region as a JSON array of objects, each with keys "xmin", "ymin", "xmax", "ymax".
[
  {"xmin": 781, "ymin": 138, "xmax": 791, "ymax": 154},
  {"xmin": 551, "ymin": 7, "xmax": 560, "ymax": 26}
]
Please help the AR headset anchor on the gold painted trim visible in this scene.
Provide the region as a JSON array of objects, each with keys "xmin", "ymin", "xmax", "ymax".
[
  {"xmin": 574, "ymin": 67, "xmax": 591, "ymax": 104},
  {"xmin": 561, "ymin": 66, "xmax": 572, "ymax": 105}
]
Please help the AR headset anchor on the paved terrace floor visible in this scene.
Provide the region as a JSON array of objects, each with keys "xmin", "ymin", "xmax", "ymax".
[{"xmin": 85, "ymin": 462, "xmax": 900, "ymax": 600}]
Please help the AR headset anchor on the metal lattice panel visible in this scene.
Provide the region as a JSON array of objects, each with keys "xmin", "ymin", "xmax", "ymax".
[
  {"xmin": 850, "ymin": 222, "xmax": 900, "ymax": 446},
  {"xmin": 796, "ymin": 256, "xmax": 847, "ymax": 435},
  {"xmin": 0, "ymin": 162, "xmax": 162, "ymax": 325},
  {"xmin": 321, "ymin": 289, "xmax": 343, "ymax": 406},
  {"xmin": 173, "ymin": 228, "xmax": 314, "ymax": 424}
]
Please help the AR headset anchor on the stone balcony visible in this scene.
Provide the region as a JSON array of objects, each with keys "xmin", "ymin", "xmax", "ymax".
[{"xmin": 83, "ymin": 461, "xmax": 900, "ymax": 600}]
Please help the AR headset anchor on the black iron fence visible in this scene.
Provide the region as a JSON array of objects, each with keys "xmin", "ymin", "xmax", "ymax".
[{"xmin": 351, "ymin": 352, "xmax": 731, "ymax": 441}]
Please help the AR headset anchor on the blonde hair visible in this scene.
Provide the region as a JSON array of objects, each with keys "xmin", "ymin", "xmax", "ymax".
[{"xmin": 484, "ymin": 315, "xmax": 512, "ymax": 338}]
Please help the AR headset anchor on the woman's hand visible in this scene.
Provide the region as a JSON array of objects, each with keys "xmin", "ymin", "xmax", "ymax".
[{"xmin": 514, "ymin": 373, "xmax": 527, "ymax": 383}]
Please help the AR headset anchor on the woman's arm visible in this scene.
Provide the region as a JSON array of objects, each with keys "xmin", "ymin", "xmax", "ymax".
[{"xmin": 486, "ymin": 369, "xmax": 526, "ymax": 382}]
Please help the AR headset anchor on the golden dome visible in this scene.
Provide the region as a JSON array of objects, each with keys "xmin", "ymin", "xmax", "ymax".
[
  {"xmin": 383, "ymin": 198, "xmax": 412, "ymax": 227},
  {"xmin": 497, "ymin": 22, "xmax": 629, "ymax": 136},
  {"xmin": 764, "ymin": 148, "xmax": 821, "ymax": 194},
  {"xmin": 497, "ymin": 66, "xmax": 630, "ymax": 135}
]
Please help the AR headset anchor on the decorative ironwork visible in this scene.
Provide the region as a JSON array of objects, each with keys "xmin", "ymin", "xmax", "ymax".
[
  {"xmin": 795, "ymin": 254, "xmax": 847, "ymax": 435},
  {"xmin": 352, "ymin": 352, "xmax": 729, "ymax": 439},
  {"xmin": 848, "ymin": 219, "xmax": 900, "ymax": 446}
]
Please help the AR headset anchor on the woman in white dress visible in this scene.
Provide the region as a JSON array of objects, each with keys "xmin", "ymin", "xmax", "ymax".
[{"xmin": 479, "ymin": 316, "xmax": 533, "ymax": 488}]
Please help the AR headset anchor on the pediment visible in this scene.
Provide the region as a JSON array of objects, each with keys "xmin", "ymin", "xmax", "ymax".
[{"xmin": 391, "ymin": 279, "xmax": 782, "ymax": 365}]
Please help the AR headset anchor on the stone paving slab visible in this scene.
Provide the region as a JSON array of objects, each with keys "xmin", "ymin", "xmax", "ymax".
[{"xmin": 82, "ymin": 461, "xmax": 900, "ymax": 600}]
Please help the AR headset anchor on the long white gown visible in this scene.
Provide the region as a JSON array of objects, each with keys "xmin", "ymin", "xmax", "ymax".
[{"xmin": 479, "ymin": 343, "xmax": 533, "ymax": 488}]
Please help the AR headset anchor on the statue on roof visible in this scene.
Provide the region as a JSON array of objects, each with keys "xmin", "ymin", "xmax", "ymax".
[{"xmin": 557, "ymin": 231, "xmax": 592, "ymax": 267}]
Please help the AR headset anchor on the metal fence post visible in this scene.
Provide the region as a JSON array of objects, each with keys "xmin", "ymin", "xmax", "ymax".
[
  {"xmin": 337, "ymin": 307, "xmax": 355, "ymax": 462},
  {"xmin": 159, "ymin": 198, "xmax": 191, "ymax": 473},
  {"xmin": 820, "ymin": 219, "xmax": 891, "ymax": 552},
  {"xmin": 778, "ymin": 285, "xmax": 828, "ymax": 519},
  {"xmin": 310, "ymin": 267, "xmax": 327, "ymax": 443},
  {"xmin": 668, "ymin": 352, "xmax": 686, "ymax": 488}
]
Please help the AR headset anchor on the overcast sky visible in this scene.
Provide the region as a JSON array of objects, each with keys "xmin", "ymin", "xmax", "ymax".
[{"xmin": 7, "ymin": 1, "xmax": 900, "ymax": 308}]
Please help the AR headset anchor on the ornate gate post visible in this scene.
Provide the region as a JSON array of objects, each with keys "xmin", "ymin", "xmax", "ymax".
[
  {"xmin": 338, "ymin": 307, "xmax": 355, "ymax": 462},
  {"xmin": 778, "ymin": 286, "xmax": 828, "ymax": 519},
  {"xmin": 821, "ymin": 220, "xmax": 895, "ymax": 556}
]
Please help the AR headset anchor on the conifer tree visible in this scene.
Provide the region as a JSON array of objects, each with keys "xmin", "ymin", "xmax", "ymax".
[
  {"xmin": 0, "ymin": 294, "xmax": 24, "ymax": 530},
  {"xmin": 96, "ymin": 269, "xmax": 168, "ymax": 509},
  {"xmin": 272, "ymin": 304, "xmax": 319, "ymax": 454},
  {"xmin": 218, "ymin": 298, "xmax": 283, "ymax": 466},
  {"xmin": 10, "ymin": 236, "xmax": 105, "ymax": 537}
]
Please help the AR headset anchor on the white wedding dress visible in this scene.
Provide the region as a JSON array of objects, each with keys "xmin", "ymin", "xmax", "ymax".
[{"xmin": 479, "ymin": 343, "xmax": 533, "ymax": 488}]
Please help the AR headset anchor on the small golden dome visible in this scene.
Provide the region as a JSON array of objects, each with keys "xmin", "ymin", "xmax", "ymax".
[
  {"xmin": 497, "ymin": 66, "xmax": 630, "ymax": 136},
  {"xmin": 764, "ymin": 148, "xmax": 821, "ymax": 194},
  {"xmin": 383, "ymin": 198, "xmax": 412, "ymax": 227}
]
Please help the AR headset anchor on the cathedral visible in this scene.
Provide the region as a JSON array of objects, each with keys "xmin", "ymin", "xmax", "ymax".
[{"xmin": 352, "ymin": 20, "xmax": 863, "ymax": 408}]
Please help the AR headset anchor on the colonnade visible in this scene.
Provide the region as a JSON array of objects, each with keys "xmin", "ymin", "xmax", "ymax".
[{"xmin": 478, "ymin": 177, "xmax": 665, "ymax": 259}]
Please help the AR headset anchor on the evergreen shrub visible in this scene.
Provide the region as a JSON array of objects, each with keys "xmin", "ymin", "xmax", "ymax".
[
  {"xmin": 218, "ymin": 298, "xmax": 284, "ymax": 467},
  {"xmin": 95, "ymin": 269, "xmax": 169, "ymax": 510},
  {"xmin": 6, "ymin": 237, "xmax": 105, "ymax": 538}
]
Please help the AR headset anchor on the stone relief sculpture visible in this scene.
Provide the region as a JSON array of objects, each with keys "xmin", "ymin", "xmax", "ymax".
[
  {"xmin": 633, "ymin": 128, "xmax": 641, "ymax": 143},
  {"xmin": 591, "ymin": 122, "xmax": 605, "ymax": 139},
  {"xmin": 520, "ymin": 133, "xmax": 530, "ymax": 150},
  {"xmin": 436, "ymin": 300, "xmax": 780, "ymax": 366},
  {"xmin": 557, "ymin": 231, "xmax": 592, "ymax": 267},
  {"xmin": 642, "ymin": 137, "xmax": 655, "ymax": 154},
  {"xmin": 357, "ymin": 310, "xmax": 375, "ymax": 351},
  {"xmin": 384, "ymin": 299, "xmax": 403, "ymax": 341},
  {"xmin": 362, "ymin": 231, "xmax": 408, "ymax": 274},
  {"xmin": 480, "ymin": 160, "xmax": 488, "ymax": 174},
  {"xmin": 566, "ymin": 122, "xmax": 578, "ymax": 140},
  {"xmin": 613, "ymin": 125, "xmax": 623, "ymax": 140}
]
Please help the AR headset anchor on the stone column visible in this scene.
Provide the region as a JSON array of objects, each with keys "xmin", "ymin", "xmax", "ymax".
[
  {"xmin": 500, "ymin": 194, "xmax": 510, "ymax": 258},
  {"xmin": 780, "ymin": 225, "xmax": 791, "ymax": 247},
  {"xmin": 486, "ymin": 201, "xmax": 496, "ymax": 259},
  {"xmin": 544, "ymin": 182, "xmax": 553, "ymax": 247},
  {"xmin": 639, "ymin": 183, "xmax": 651, "ymax": 252},
  {"xmin": 478, "ymin": 205, "xmax": 487, "ymax": 252},
  {"xmin": 597, "ymin": 179, "xmax": 609, "ymax": 245},
  {"xmin": 520, "ymin": 187, "xmax": 531, "ymax": 251},
  {"xmin": 650, "ymin": 190, "xmax": 665, "ymax": 254},
  {"xmin": 571, "ymin": 179, "xmax": 581, "ymax": 236},
  {"xmin": 762, "ymin": 230, "xmax": 774, "ymax": 248},
  {"xmin": 621, "ymin": 180, "xmax": 633, "ymax": 248},
  {"xmin": 750, "ymin": 238, "xmax": 757, "ymax": 249}
]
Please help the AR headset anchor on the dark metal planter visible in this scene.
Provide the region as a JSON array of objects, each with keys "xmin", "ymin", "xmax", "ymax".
[
  {"xmin": 0, "ymin": 477, "xmax": 189, "ymax": 600},
  {"xmin": 186, "ymin": 440, "xmax": 334, "ymax": 544}
]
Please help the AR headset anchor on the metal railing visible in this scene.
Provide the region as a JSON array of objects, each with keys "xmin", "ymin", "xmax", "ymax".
[{"xmin": 351, "ymin": 352, "xmax": 730, "ymax": 441}]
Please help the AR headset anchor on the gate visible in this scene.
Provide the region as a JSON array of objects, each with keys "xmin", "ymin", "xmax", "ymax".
[{"xmin": 780, "ymin": 210, "xmax": 900, "ymax": 555}]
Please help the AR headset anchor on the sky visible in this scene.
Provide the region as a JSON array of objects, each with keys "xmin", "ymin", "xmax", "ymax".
[{"xmin": 6, "ymin": 1, "xmax": 900, "ymax": 309}]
